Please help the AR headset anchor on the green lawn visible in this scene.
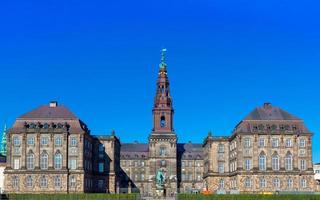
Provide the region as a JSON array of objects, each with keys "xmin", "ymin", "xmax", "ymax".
[
  {"xmin": 5, "ymin": 193, "xmax": 140, "ymax": 200},
  {"xmin": 178, "ymin": 194, "xmax": 320, "ymax": 200}
]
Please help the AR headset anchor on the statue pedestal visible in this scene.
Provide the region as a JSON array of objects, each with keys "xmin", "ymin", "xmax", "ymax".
[{"xmin": 155, "ymin": 189, "xmax": 164, "ymax": 198}]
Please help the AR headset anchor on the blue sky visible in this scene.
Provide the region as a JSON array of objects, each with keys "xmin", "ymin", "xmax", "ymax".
[{"xmin": 0, "ymin": 0, "xmax": 320, "ymax": 161}]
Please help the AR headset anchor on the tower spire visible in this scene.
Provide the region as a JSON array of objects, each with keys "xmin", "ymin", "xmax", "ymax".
[
  {"xmin": 0, "ymin": 124, "xmax": 7, "ymax": 156},
  {"xmin": 159, "ymin": 48, "xmax": 167, "ymax": 70},
  {"xmin": 152, "ymin": 49, "xmax": 174, "ymax": 133}
]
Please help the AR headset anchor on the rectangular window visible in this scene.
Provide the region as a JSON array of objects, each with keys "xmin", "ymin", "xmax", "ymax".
[
  {"xmin": 98, "ymin": 162, "xmax": 104, "ymax": 173},
  {"xmin": 272, "ymin": 138, "xmax": 279, "ymax": 148},
  {"xmin": 285, "ymin": 138, "xmax": 292, "ymax": 148},
  {"xmin": 300, "ymin": 160, "xmax": 306, "ymax": 171},
  {"xmin": 27, "ymin": 137, "xmax": 35, "ymax": 146},
  {"xmin": 40, "ymin": 137, "xmax": 48, "ymax": 146},
  {"xmin": 71, "ymin": 137, "xmax": 77, "ymax": 146},
  {"xmin": 55, "ymin": 136, "xmax": 62, "ymax": 147},
  {"xmin": 69, "ymin": 159, "xmax": 77, "ymax": 170},
  {"xmin": 299, "ymin": 149, "xmax": 305, "ymax": 156},
  {"xmin": 299, "ymin": 139, "xmax": 306, "ymax": 148},
  {"xmin": 244, "ymin": 138, "xmax": 251, "ymax": 148},
  {"xmin": 13, "ymin": 136, "xmax": 20, "ymax": 146},
  {"xmin": 13, "ymin": 158, "xmax": 20, "ymax": 170},
  {"xmin": 259, "ymin": 138, "xmax": 265, "ymax": 148},
  {"xmin": 245, "ymin": 159, "xmax": 251, "ymax": 171},
  {"xmin": 218, "ymin": 162, "xmax": 224, "ymax": 173}
]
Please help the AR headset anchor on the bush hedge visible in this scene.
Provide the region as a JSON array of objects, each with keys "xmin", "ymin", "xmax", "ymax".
[
  {"xmin": 5, "ymin": 193, "xmax": 140, "ymax": 200},
  {"xmin": 178, "ymin": 194, "xmax": 320, "ymax": 200}
]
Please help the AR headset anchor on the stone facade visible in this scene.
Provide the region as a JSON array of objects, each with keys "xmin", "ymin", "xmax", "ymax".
[{"xmin": 3, "ymin": 51, "xmax": 316, "ymax": 195}]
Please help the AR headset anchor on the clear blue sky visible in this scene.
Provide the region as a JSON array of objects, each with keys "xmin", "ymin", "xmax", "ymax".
[{"xmin": 0, "ymin": 0, "xmax": 320, "ymax": 162}]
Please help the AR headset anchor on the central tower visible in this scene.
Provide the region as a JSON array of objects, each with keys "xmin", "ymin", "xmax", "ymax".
[{"xmin": 149, "ymin": 49, "xmax": 177, "ymax": 197}]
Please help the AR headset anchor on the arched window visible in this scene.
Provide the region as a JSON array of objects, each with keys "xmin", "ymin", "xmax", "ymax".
[
  {"xmin": 54, "ymin": 153, "xmax": 62, "ymax": 169},
  {"xmin": 285, "ymin": 152, "xmax": 293, "ymax": 171},
  {"xmin": 259, "ymin": 153, "xmax": 266, "ymax": 171},
  {"xmin": 160, "ymin": 116, "xmax": 166, "ymax": 127},
  {"xmin": 26, "ymin": 176, "xmax": 33, "ymax": 188},
  {"xmin": 272, "ymin": 153, "xmax": 279, "ymax": 171},
  {"xmin": 26, "ymin": 152, "xmax": 34, "ymax": 170},
  {"xmin": 40, "ymin": 176, "xmax": 47, "ymax": 188},
  {"xmin": 40, "ymin": 152, "xmax": 48, "ymax": 170}
]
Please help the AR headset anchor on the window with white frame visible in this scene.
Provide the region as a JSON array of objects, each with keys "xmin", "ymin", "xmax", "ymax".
[
  {"xmin": 219, "ymin": 179, "xmax": 224, "ymax": 189},
  {"xmin": 40, "ymin": 152, "xmax": 48, "ymax": 170},
  {"xmin": 285, "ymin": 153, "xmax": 293, "ymax": 171},
  {"xmin": 27, "ymin": 136, "xmax": 35, "ymax": 146},
  {"xmin": 259, "ymin": 154, "xmax": 266, "ymax": 171},
  {"xmin": 12, "ymin": 176, "xmax": 19, "ymax": 188},
  {"xmin": 299, "ymin": 139, "xmax": 306, "ymax": 148},
  {"xmin": 259, "ymin": 138, "xmax": 265, "ymax": 148},
  {"xmin": 40, "ymin": 176, "xmax": 48, "ymax": 188},
  {"xmin": 218, "ymin": 162, "xmax": 224, "ymax": 173},
  {"xmin": 245, "ymin": 159, "xmax": 251, "ymax": 171},
  {"xmin": 259, "ymin": 178, "xmax": 266, "ymax": 188},
  {"xmin": 26, "ymin": 176, "xmax": 33, "ymax": 188},
  {"xmin": 285, "ymin": 138, "xmax": 292, "ymax": 148},
  {"xmin": 26, "ymin": 152, "xmax": 34, "ymax": 170},
  {"xmin": 287, "ymin": 178, "xmax": 293, "ymax": 189},
  {"xmin": 13, "ymin": 136, "xmax": 20, "ymax": 146},
  {"xmin": 55, "ymin": 136, "xmax": 62, "ymax": 147},
  {"xmin": 272, "ymin": 138, "xmax": 279, "ymax": 148},
  {"xmin": 300, "ymin": 160, "xmax": 306, "ymax": 171},
  {"xmin": 69, "ymin": 159, "xmax": 77, "ymax": 170},
  {"xmin": 300, "ymin": 179, "xmax": 307, "ymax": 188},
  {"xmin": 218, "ymin": 144, "xmax": 224, "ymax": 153},
  {"xmin": 54, "ymin": 176, "xmax": 61, "ymax": 188},
  {"xmin": 70, "ymin": 176, "xmax": 76, "ymax": 188},
  {"xmin": 71, "ymin": 137, "xmax": 77, "ymax": 146},
  {"xmin": 54, "ymin": 153, "xmax": 62, "ymax": 169},
  {"xmin": 245, "ymin": 178, "xmax": 252, "ymax": 188},
  {"xmin": 272, "ymin": 154, "xmax": 279, "ymax": 171},
  {"xmin": 13, "ymin": 158, "xmax": 20, "ymax": 170},
  {"xmin": 40, "ymin": 137, "xmax": 48, "ymax": 146},
  {"xmin": 244, "ymin": 138, "xmax": 251, "ymax": 148},
  {"xmin": 272, "ymin": 178, "xmax": 280, "ymax": 189}
]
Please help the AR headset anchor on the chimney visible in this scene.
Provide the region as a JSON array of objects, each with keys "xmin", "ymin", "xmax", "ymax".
[
  {"xmin": 263, "ymin": 102, "xmax": 272, "ymax": 109},
  {"xmin": 49, "ymin": 101, "xmax": 58, "ymax": 108}
]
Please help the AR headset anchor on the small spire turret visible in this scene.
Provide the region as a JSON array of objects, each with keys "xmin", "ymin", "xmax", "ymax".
[
  {"xmin": 0, "ymin": 124, "xmax": 7, "ymax": 156},
  {"xmin": 159, "ymin": 48, "xmax": 167, "ymax": 70}
]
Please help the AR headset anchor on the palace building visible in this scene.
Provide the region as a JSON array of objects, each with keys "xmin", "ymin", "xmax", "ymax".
[{"xmin": 4, "ymin": 50, "xmax": 315, "ymax": 196}]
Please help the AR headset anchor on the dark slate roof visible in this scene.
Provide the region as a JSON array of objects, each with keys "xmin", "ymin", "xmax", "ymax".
[
  {"xmin": 244, "ymin": 103, "xmax": 300, "ymax": 121},
  {"xmin": 19, "ymin": 105, "xmax": 78, "ymax": 119},
  {"xmin": 11, "ymin": 102, "xmax": 88, "ymax": 134},
  {"xmin": 121, "ymin": 143, "xmax": 149, "ymax": 152},
  {"xmin": 120, "ymin": 143, "xmax": 149, "ymax": 160},
  {"xmin": 178, "ymin": 143, "xmax": 204, "ymax": 160}
]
